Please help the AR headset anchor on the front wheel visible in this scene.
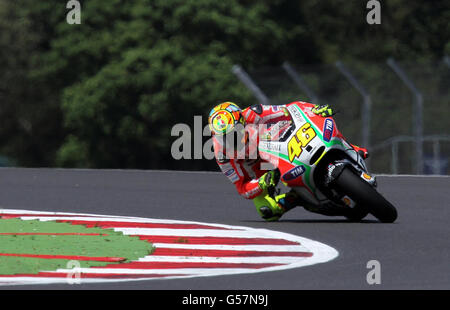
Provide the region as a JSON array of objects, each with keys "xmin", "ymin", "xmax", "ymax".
[
  {"xmin": 333, "ymin": 168, "xmax": 398, "ymax": 223},
  {"xmin": 344, "ymin": 204, "xmax": 369, "ymax": 222}
]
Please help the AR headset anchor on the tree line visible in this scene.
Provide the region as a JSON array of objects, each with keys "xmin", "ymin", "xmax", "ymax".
[{"xmin": 0, "ymin": 0, "xmax": 448, "ymax": 170}]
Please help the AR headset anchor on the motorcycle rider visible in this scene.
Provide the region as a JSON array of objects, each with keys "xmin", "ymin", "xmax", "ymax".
[{"xmin": 208, "ymin": 101, "xmax": 369, "ymax": 221}]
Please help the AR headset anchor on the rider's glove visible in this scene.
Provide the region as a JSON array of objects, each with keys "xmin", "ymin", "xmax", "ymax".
[
  {"xmin": 312, "ymin": 104, "xmax": 334, "ymax": 117},
  {"xmin": 258, "ymin": 169, "xmax": 280, "ymax": 197}
]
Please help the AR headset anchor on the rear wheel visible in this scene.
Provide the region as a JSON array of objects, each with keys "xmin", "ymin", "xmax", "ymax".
[{"xmin": 333, "ymin": 167, "xmax": 398, "ymax": 223}]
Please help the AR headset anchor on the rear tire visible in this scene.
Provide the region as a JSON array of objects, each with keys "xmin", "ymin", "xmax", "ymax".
[{"xmin": 334, "ymin": 168, "xmax": 398, "ymax": 223}]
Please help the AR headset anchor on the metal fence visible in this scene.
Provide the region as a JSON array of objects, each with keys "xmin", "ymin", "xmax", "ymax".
[{"xmin": 233, "ymin": 59, "xmax": 450, "ymax": 175}]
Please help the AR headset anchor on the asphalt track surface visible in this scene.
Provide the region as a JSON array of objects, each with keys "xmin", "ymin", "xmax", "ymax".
[{"xmin": 0, "ymin": 168, "xmax": 449, "ymax": 290}]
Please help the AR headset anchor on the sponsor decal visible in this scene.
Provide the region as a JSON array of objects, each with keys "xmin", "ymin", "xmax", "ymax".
[
  {"xmin": 271, "ymin": 106, "xmax": 281, "ymax": 112},
  {"xmin": 220, "ymin": 164, "xmax": 240, "ymax": 183},
  {"xmin": 362, "ymin": 173, "xmax": 372, "ymax": 180},
  {"xmin": 341, "ymin": 196, "xmax": 356, "ymax": 208},
  {"xmin": 259, "ymin": 141, "xmax": 281, "ymax": 153},
  {"xmin": 287, "ymin": 106, "xmax": 304, "ymax": 123},
  {"xmin": 323, "ymin": 119, "xmax": 334, "ymax": 142},
  {"xmin": 228, "ymin": 173, "xmax": 240, "ymax": 183},
  {"xmin": 282, "ymin": 165, "xmax": 306, "ymax": 181},
  {"xmin": 220, "ymin": 162, "xmax": 233, "ymax": 172},
  {"xmin": 224, "ymin": 169, "xmax": 235, "ymax": 177},
  {"xmin": 360, "ymin": 172, "xmax": 376, "ymax": 186},
  {"xmin": 224, "ymin": 169, "xmax": 239, "ymax": 183},
  {"xmin": 271, "ymin": 105, "xmax": 285, "ymax": 113}
]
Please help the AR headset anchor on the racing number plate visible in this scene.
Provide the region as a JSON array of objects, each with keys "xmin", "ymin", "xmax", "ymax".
[{"xmin": 287, "ymin": 122, "xmax": 316, "ymax": 162}]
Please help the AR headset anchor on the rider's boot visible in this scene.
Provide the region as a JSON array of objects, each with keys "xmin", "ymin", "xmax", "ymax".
[
  {"xmin": 253, "ymin": 190, "xmax": 300, "ymax": 222},
  {"xmin": 253, "ymin": 193, "xmax": 286, "ymax": 222}
]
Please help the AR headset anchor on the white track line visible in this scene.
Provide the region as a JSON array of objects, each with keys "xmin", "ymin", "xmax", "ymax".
[
  {"xmin": 137, "ymin": 255, "xmax": 308, "ymax": 264},
  {"xmin": 150, "ymin": 243, "xmax": 305, "ymax": 251},
  {"xmin": 49, "ymin": 268, "xmax": 281, "ymax": 275},
  {"xmin": 113, "ymin": 228, "xmax": 287, "ymax": 238}
]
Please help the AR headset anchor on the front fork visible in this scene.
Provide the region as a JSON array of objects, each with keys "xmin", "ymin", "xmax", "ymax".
[
  {"xmin": 325, "ymin": 159, "xmax": 376, "ymax": 187},
  {"xmin": 286, "ymin": 151, "xmax": 376, "ymax": 213},
  {"xmin": 324, "ymin": 156, "xmax": 377, "ymax": 208}
]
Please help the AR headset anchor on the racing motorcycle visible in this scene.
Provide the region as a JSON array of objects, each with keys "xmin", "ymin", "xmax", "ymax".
[{"xmin": 258, "ymin": 103, "xmax": 398, "ymax": 223}]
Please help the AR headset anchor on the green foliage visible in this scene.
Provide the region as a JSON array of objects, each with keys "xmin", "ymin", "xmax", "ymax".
[{"xmin": 0, "ymin": 0, "xmax": 448, "ymax": 169}]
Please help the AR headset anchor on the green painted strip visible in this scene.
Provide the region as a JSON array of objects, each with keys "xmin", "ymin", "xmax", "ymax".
[{"xmin": 0, "ymin": 219, "xmax": 154, "ymax": 275}]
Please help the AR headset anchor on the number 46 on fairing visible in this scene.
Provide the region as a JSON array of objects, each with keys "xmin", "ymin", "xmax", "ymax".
[{"xmin": 287, "ymin": 123, "xmax": 316, "ymax": 162}]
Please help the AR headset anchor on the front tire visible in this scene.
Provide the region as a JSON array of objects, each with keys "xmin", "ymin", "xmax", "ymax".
[
  {"xmin": 333, "ymin": 168, "xmax": 398, "ymax": 223},
  {"xmin": 344, "ymin": 204, "xmax": 369, "ymax": 222}
]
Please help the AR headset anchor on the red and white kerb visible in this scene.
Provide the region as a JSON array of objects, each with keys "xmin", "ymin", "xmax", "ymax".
[{"xmin": 0, "ymin": 209, "xmax": 338, "ymax": 285}]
